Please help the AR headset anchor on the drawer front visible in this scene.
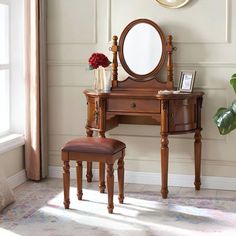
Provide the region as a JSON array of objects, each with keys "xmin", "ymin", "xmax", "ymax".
[
  {"xmin": 107, "ymin": 98, "xmax": 160, "ymax": 113},
  {"xmin": 169, "ymin": 98, "xmax": 197, "ymax": 132}
]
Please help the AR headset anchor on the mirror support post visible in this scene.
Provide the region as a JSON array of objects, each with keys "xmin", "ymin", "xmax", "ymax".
[
  {"xmin": 166, "ymin": 35, "xmax": 175, "ymax": 88},
  {"xmin": 111, "ymin": 35, "xmax": 118, "ymax": 88}
]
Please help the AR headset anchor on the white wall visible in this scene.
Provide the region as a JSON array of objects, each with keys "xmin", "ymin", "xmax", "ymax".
[{"xmin": 47, "ymin": 0, "xmax": 236, "ymax": 180}]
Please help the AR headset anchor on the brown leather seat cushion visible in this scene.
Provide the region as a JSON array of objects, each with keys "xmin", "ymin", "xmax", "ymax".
[{"xmin": 62, "ymin": 137, "xmax": 126, "ymax": 155}]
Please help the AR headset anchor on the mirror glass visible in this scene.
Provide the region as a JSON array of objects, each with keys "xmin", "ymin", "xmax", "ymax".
[{"xmin": 119, "ymin": 19, "xmax": 166, "ymax": 79}]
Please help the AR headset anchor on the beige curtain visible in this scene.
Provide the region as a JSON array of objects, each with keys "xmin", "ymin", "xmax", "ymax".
[{"xmin": 24, "ymin": 0, "xmax": 47, "ymax": 180}]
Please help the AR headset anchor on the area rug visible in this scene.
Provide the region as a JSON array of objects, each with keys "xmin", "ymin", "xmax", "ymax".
[{"xmin": 0, "ymin": 179, "xmax": 236, "ymax": 236}]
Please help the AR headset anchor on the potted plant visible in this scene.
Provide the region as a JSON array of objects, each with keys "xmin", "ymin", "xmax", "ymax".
[{"xmin": 213, "ymin": 74, "xmax": 236, "ymax": 135}]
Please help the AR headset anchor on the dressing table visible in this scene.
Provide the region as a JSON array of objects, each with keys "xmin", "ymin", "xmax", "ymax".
[{"xmin": 84, "ymin": 19, "xmax": 204, "ymax": 199}]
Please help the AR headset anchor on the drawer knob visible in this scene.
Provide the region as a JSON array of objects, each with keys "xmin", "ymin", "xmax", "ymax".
[{"xmin": 130, "ymin": 102, "xmax": 136, "ymax": 108}]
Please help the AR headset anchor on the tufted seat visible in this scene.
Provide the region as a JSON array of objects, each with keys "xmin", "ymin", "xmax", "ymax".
[{"xmin": 61, "ymin": 137, "xmax": 126, "ymax": 214}]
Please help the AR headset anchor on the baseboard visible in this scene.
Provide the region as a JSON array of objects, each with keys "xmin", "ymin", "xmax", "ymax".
[
  {"xmin": 49, "ymin": 166, "xmax": 236, "ymax": 191},
  {"xmin": 7, "ymin": 169, "xmax": 27, "ymax": 189}
]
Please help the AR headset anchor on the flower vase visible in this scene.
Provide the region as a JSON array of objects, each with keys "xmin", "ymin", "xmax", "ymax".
[
  {"xmin": 93, "ymin": 66, "xmax": 111, "ymax": 92},
  {"xmin": 93, "ymin": 66, "xmax": 104, "ymax": 91},
  {"xmin": 103, "ymin": 67, "xmax": 111, "ymax": 92}
]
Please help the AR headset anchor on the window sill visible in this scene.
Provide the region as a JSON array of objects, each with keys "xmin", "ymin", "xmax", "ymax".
[{"xmin": 0, "ymin": 134, "xmax": 25, "ymax": 155}]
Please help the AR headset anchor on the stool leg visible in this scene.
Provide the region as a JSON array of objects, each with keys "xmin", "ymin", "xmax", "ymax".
[
  {"xmin": 99, "ymin": 162, "xmax": 106, "ymax": 193},
  {"xmin": 86, "ymin": 129, "xmax": 93, "ymax": 182},
  {"xmin": 118, "ymin": 156, "xmax": 124, "ymax": 204},
  {"xmin": 86, "ymin": 162, "xmax": 93, "ymax": 183},
  {"xmin": 106, "ymin": 163, "xmax": 114, "ymax": 214},
  {"xmin": 76, "ymin": 161, "xmax": 83, "ymax": 200},
  {"xmin": 63, "ymin": 160, "xmax": 70, "ymax": 209}
]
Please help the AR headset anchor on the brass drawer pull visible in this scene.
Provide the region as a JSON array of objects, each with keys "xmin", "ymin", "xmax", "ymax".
[{"xmin": 130, "ymin": 102, "xmax": 136, "ymax": 108}]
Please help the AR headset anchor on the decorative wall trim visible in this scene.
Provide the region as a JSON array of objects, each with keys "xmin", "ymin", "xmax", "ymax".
[
  {"xmin": 7, "ymin": 169, "xmax": 27, "ymax": 189},
  {"xmin": 47, "ymin": 61, "xmax": 87, "ymax": 67},
  {"xmin": 47, "ymin": 0, "xmax": 97, "ymax": 45},
  {"xmin": 47, "ymin": 60, "xmax": 236, "ymax": 68},
  {"xmin": 107, "ymin": 0, "xmax": 230, "ymax": 44},
  {"xmin": 49, "ymin": 166, "xmax": 236, "ymax": 190},
  {"xmin": 48, "ymin": 151, "xmax": 236, "ymax": 166},
  {"xmin": 174, "ymin": 61, "xmax": 236, "ymax": 68}
]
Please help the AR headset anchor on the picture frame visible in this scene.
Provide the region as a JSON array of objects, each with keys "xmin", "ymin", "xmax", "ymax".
[{"xmin": 178, "ymin": 70, "xmax": 196, "ymax": 93}]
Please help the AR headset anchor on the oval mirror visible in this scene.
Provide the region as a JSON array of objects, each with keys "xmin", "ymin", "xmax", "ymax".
[{"xmin": 119, "ymin": 19, "xmax": 166, "ymax": 80}]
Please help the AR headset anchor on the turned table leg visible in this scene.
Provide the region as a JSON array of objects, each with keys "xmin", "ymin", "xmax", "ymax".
[
  {"xmin": 194, "ymin": 129, "xmax": 202, "ymax": 190},
  {"xmin": 63, "ymin": 160, "xmax": 70, "ymax": 209},
  {"xmin": 107, "ymin": 163, "xmax": 114, "ymax": 214},
  {"xmin": 86, "ymin": 129, "xmax": 93, "ymax": 182},
  {"xmin": 160, "ymin": 133, "xmax": 169, "ymax": 199}
]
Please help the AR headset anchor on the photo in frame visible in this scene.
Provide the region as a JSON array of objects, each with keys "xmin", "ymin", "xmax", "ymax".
[{"xmin": 178, "ymin": 70, "xmax": 196, "ymax": 92}]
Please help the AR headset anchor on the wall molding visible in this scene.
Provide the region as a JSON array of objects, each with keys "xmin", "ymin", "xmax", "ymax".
[
  {"xmin": 7, "ymin": 169, "xmax": 27, "ymax": 189},
  {"xmin": 47, "ymin": 61, "xmax": 87, "ymax": 67},
  {"xmin": 49, "ymin": 151, "xmax": 236, "ymax": 167},
  {"xmin": 107, "ymin": 0, "xmax": 230, "ymax": 44},
  {"xmin": 47, "ymin": 0, "xmax": 97, "ymax": 45},
  {"xmin": 49, "ymin": 166, "xmax": 236, "ymax": 190},
  {"xmin": 174, "ymin": 61, "xmax": 236, "ymax": 68},
  {"xmin": 47, "ymin": 60, "xmax": 236, "ymax": 68}
]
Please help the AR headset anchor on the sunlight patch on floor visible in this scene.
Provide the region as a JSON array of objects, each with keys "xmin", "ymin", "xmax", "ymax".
[
  {"xmin": 0, "ymin": 228, "xmax": 21, "ymax": 236},
  {"xmin": 38, "ymin": 187, "xmax": 236, "ymax": 236}
]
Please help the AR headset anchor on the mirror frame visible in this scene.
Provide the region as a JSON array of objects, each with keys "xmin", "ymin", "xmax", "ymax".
[{"xmin": 118, "ymin": 18, "xmax": 166, "ymax": 80}]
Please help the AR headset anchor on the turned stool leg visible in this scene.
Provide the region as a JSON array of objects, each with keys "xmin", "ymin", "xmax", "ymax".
[
  {"xmin": 99, "ymin": 162, "xmax": 106, "ymax": 193},
  {"xmin": 63, "ymin": 160, "xmax": 70, "ymax": 209},
  {"xmin": 118, "ymin": 156, "xmax": 124, "ymax": 204},
  {"xmin": 106, "ymin": 163, "xmax": 114, "ymax": 214},
  {"xmin": 86, "ymin": 162, "xmax": 93, "ymax": 182},
  {"xmin": 76, "ymin": 161, "xmax": 83, "ymax": 200},
  {"xmin": 86, "ymin": 129, "xmax": 93, "ymax": 182}
]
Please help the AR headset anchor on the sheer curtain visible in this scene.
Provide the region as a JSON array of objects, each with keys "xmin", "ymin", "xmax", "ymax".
[{"xmin": 24, "ymin": 0, "xmax": 47, "ymax": 180}]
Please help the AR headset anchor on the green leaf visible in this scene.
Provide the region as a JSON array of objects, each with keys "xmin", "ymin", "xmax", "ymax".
[
  {"xmin": 213, "ymin": 106, "xmax": 236, "ymax": 135},
  {"xmin": 230, "ymin": 74, "xmax": 236, "ymax": 94}
]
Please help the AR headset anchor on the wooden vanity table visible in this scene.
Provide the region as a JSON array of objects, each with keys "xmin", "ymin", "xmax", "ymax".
[{"xmin": 84, "ymin": 19, "xmax": 204, "ymax": 199}]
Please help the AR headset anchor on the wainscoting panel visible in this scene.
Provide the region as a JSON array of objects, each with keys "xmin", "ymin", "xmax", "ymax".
[{"xmin": 47, "ymin": 0, "xmax": 236, "ymax": 184}]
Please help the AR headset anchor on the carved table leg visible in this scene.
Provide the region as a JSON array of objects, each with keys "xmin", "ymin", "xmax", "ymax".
[
  {"xmin": 106, "ymin": 163, "xmax": 114, "ymax": 214},
  {"xmin": 86, "ymin": 129, "xmax": 93, "ymax": 182},
  {"xmin": 161, "ymin": 133, "xmax": 169, "ymax": 199},
  {"xmin": 118, "ymin": 154, "xmax": 124, "ymax": 204},
  {"xmin": 76, "ymin": 161, "xmax": 83, "ymax": 200},
  {"xmin": 194, "ymin": 129, "xmax": 202, "ymax": 190},
  {"xmin": 99, "ymin": 131, "xmax": 106, "ymax": 192},
  {"xmin": 63, "ymin": 160, "xmax": 70, "ymax": 209}
]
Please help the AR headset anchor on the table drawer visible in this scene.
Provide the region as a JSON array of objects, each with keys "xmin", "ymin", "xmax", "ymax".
[{"xmin": 107, "ymin": 98, "xmax": 160, "ymax": 113}]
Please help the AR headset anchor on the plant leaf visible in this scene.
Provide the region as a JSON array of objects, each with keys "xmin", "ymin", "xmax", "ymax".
[
  {"xmin": 213, "ymin": 106, "xmax": 236, "ymax": 135},
  {"xmin": 230, "ymin": 74, "xmax": 236, "ymax": 94}
]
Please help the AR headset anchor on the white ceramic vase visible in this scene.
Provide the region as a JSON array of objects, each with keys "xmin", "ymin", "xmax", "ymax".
[{"xmin": 93, "ymin": 66, "xmax": 111, "ymax": 92}]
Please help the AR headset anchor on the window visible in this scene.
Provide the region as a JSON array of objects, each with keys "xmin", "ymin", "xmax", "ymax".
[
  {"xmin": 0, "ymin": 2, "xmax": 10, "ymax": 136},
  {"xmin": 0, "ymin": 0, "xmax": 24, "ymax": 140}
]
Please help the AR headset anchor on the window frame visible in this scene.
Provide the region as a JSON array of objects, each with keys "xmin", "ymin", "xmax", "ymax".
[
  {"xmin": 0, "ymin": 0, "xmax": 10, "ymax": 137},
  {"xmin": 0, "ymin": 0, "xmax": 25, "ymax": 152}
]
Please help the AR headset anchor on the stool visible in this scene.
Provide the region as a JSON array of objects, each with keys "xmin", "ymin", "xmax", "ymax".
[{"xmin": 61, "ymin": 137, "xmax": 126, "ymax": 214}]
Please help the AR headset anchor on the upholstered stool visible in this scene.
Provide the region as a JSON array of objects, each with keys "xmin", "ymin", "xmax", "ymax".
[{"xmin": 61, "ymin": 137, "xmax": 126, "ymax": 214}]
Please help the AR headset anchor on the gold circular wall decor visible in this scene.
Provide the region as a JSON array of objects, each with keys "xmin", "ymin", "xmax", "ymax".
[{"xmin": 156, "ymin": 0, "xmax": 190, "ymax": 9}]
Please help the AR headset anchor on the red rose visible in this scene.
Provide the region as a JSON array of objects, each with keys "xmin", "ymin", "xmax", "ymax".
[{"xmin": 88, "ymin": 53, "xmax": 111, "ymax": 70}]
